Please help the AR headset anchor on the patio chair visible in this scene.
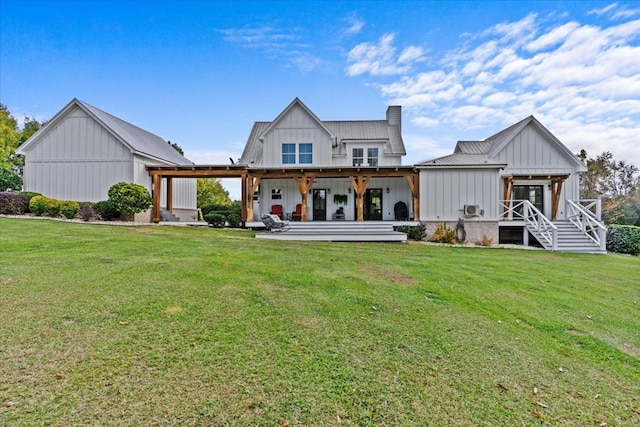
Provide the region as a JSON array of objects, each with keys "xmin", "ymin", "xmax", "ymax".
[
  {"xmin": 270, "ymin": 204, "xmax": 284, "ymax": 218},
  {"xmin": 261, "ymin": 214, "xmax": 290, "ymax": 232},
  {"xmin": 292, "ymin": 203, "xmax": 302, "ymax": 221}
]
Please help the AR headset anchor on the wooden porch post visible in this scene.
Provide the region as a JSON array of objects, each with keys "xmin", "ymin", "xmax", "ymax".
[
  {"xmin": 241, "ymin": 173, "xmax": 247, "ymax": 222},
  {"xmin": 293, "ymin": 176, "xmax": 315, "ymax": 221},
  {"xmin": 166, "ymin": 177, "xmax": 173, "ymax": 213},
  {"xmin": 551, "ymin": 177, "xmax": 565, "ymax": 220},
  {"xmin": 404, "ymin": 172, "xmax": 420, "ymax": 220},
  {"xmin": 245, "ymin": 175, "xmax": 260, "ymax": 222},
  {"xmin": 503, "ymin": 177, "xmax": 513, "ymax": 217},
  {"xmin": 152, "ymin": 174, "xmax": 161, "ymax": 223},
  {"xmin": 350, "ymin": 175, "xmax": 370, "ymax": 221}
]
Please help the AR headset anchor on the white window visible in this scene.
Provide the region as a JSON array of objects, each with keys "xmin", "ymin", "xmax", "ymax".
[
  {"xmin": 271, "ymin": 188, "xmax": 282, "ymax": 200},
  {"xmin": 352, "ymin": 148, "xmax": 364, "ymax": 166},
  {"xmin": 367, "ymin": 148, "xmax": 379, "ymax": 167}
]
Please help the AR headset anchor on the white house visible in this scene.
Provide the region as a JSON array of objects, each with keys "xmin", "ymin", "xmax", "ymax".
[
  {"xmin": 239, "ymin": 98, "xmax": 418, "ymax": 222},
  {"xmin": 416, "ymin": 116, "xmax": 605, "ymax": 253},
  {"xmin": 16, "ymin": 98, "xmax": 197, "ymax": 221}
]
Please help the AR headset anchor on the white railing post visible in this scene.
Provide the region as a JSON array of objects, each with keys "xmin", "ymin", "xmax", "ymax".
[
  {"xmin": 599, "ymin": 227, "xmax": 607, "ymax": 252},
  {"xmin": 595, "ymin": 199, "xmax": 602, "ymax": 220},
  {"xmin": 552, "ymin": 227, "xmax": 558, "ymax": 251}
]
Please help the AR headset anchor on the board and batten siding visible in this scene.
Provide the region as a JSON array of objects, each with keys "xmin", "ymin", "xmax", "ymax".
[
  {"xmin": 495, "ymin": 124, "xmax": 582, "ymax": 216},
  {"xmin": 419, "ymin": 168, "xmax": 500, "ymax": 221},
  {"xmin": 261, "ymin": 104, "xmax": 333, "ymax": 167},
  {"xmin": 22, "ymin": 105, "xmax": 133, "ymax": 201}
]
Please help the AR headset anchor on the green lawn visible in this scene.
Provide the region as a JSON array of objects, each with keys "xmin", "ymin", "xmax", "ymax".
[{"xmin": 0, "ymin": 218, "xmax": 639, "ymax": 426}]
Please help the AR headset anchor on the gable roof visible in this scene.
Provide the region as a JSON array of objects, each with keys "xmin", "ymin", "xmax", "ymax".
[
  {"xmin": 17, "ymin": 98, "xmax": 192, "ymax": 165},
  {"xmin": 239, "ymin": 98, "xmax": 406, "ymax": 165},
  {"xmin": 418, "ymin": 115, "xmax": 586, "ymax": 171}
]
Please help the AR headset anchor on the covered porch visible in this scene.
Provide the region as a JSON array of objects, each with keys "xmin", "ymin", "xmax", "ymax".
[{"xmin": 147, "ymin": 165, "xmax": 420, "ymax": 225}]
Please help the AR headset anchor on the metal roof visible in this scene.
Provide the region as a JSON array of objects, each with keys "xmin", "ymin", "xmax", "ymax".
[
  {"xmin": 416, "ymin": 153, "xmax": 505, "ymax": 168},
  {"xmin": 78, "ymin": 100, "xmax": 192, "ymax": 165},
  {"xmin": 18, "ymin": 98, "xmax": 192, "ymax": 166},
  {"xmin": 238, "ymin": 99, "xmax": 406, "ymax": 165},
  {"xmin": 454, "ymin": 141, "xmax": 491, "ymax": 154}
]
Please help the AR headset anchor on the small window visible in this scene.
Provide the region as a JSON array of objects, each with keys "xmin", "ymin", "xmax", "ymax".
[
  {"xmin": 367, "ymin": 148, "xmax": 379, "ymax": 167},
  {"xmin": 299, "ymin": 143, "xmax": 312, "ymax": 164},
  {"xmin": 352, "ymin": 148, "xmax": 363, "ymax": 166},
  {"xmin": 271, "ymin": 188, "xmax": 282, "ymax": 200},
  {"xmin": 282, "ymin": 143, "xmax": 295, "ymax": 164}
]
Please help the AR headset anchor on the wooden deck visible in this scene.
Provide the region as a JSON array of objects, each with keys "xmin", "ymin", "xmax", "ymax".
[{"xmin": 253, "ymin": 221, "xmax": 416, "ymax": 242}]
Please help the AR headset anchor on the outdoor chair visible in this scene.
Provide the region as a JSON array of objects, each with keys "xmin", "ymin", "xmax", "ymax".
[
  {"xmin": 292, "ymin": 203, "xmax": 302, "ymax": 221},
  {"xmin": 270, "ymin": 204, "xmax": 284, "ymax": 218},
  {"xmin": 261, "ymin": 214, "xmax": 290, "ymax": 232}
]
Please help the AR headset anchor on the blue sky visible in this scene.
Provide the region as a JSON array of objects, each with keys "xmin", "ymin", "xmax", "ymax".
[{"xmin": 1, "ymin": 0, "xmax": 639, "ymax": 199}]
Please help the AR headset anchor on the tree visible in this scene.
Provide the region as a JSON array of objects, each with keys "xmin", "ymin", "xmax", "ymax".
[
  {"xmin": 0, "ymin": 104, "xmax": 19, "ymax": 170},
  {"xmin": 168, "ymin": 140, "xmax": 184, "ymax": 155},
  {"xmin": 197, "ymin": 178, "xmax": 231, "ymax": 208},
  {"xmin": 578, "ymin": 150, "xmax": 640, "ymax": 225}
]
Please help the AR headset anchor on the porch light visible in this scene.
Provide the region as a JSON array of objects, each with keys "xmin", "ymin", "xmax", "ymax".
[
  {"xmin": 327, "ymin": 188, "xmax": 331, "ymax": 194},
  {"xmin": 386, "ymin": 187, "xmax": 390, "ymax": 193}
]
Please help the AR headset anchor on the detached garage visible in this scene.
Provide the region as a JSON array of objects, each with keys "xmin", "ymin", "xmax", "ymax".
[{"xmin": 16, "ymin": 98, "xmax": 197, "ymax": 221}]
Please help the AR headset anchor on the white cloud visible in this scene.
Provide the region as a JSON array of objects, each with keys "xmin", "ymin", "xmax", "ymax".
[
  {"xmin": 346, "ymin": 33, "xmax": 424, "ymax": 76},
  {"xmin": 343, "ymin": 12, "xmax": 365, "ymax": 35},
  {"xmin": 348, "ymin": 8, "xmax": 640, "ymax": 167}
]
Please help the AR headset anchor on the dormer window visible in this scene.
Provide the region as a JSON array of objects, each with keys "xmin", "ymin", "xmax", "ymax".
[
  {"xmin": 352, "ymin": 148, "xmax": 364, "ymax": 166},
  {"xmin": 368, "ymin": 148, "xmax": 379, "ymax": 167}
]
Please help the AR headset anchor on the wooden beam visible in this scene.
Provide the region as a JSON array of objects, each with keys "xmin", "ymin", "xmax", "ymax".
[
  {"xmin": 245, "ymin": 176, "xmax": 260, "ymax": 222},
  {"xmin": 241, "ymin": 173, "xmax": 247, "ymax": 222},
  {"xmin": 349, "ymin": 175, "xmax": 370, "ymax": 221},
  {"xmin": 166, "ymin": 177, "xmax": 173, "ymax": 213},
  {"xmin": 293, "ymin": 176, "xmax": 315, "ymax": 221},
  {"xmin": 152, "ymin": 174, "xmax": 161, "ymax": 223},
  {"xmin": 551, "ymin": 177, "xmax": 565, "ymax": 220}
]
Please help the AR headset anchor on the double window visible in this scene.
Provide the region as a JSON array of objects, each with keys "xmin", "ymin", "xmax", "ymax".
[
  {"xmin": 282, "ymin": 143, "xmax": 312, "ymax": 165},
  {"xmin": 353, "ymin": 147, "xmax": 379, "ymax": 166}
]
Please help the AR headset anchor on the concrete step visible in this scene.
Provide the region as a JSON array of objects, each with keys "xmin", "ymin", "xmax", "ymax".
[
  {"xmin": 255, "ymin": 221, "xmax": 407, "ymax": 242},
  {"xmin": 160, "ymin": 208, "xmax": 180, "ymax": 222}
]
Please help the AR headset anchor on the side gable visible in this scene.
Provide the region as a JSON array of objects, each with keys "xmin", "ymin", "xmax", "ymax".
[
  {"xmin": 489, "ymin": 117, "xmax": 586, "ymax": 174},
  {"xmin": 17, "ymin": 98, "xmax": 192, "ymax": 166},
  {"xmin": 258, "ymin": 98, "xmax": 336, "ymax": 145}
]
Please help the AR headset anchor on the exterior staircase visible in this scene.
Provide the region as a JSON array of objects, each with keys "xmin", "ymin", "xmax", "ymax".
[
  {"xmin": 527, "ymin": 220, "xmax": 607, "ymax": 254},
  {"xmin": 255, "ymin": 221, "xmax": 407, "ymax": 242},
  {"xmin": 160, "ymin": 207, "xmax": 180, "ymax": 222}
]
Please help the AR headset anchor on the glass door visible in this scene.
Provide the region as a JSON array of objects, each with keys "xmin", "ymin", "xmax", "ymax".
[
  {"xmin": 513, "ymin": 185, "xmax": 543, "ymax": 216},
  {"xmin": 355, "ymin": 188, "xmax": 383, "ymax": 220},
  {"xmin": 313, "ymin": 189, "xmax": 326, "ymax": 221}
]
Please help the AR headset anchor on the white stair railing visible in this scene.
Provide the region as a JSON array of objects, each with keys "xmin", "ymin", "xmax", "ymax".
[
  {"xmin": 566, "ymin": 200, "xmax": 607, "ymax": 251},
  {"xmin": 500, "ymin": 200, "xmax": 557, "ymax": 250}
]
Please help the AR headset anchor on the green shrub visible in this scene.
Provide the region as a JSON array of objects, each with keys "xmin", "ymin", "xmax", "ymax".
[
  {"xmin": 204, "ymin": 212, "xmax": 226, "ymax": 228},
  {"xmin": 0, "ymin": 168, "xmax": 22, "ymax": 191},
  {"xmin": 429, "ymin": 223, "xmax": 457, "ymax": 244},
  {"xmin": 60, "ymin": 200, "xmax": 80, "ymax": 219},
  {"xmin": 107, "ymin": 182, "xmax": 152, "ymax": 216},
  {"xmin": 395, "ymin": 223, "xmax": 426, "ymax": 241},
  {"xmin": 29, "ymin": 195, "xmax": 61, "ymax": 217},
  {"xmin": 0, "ymin": 192, "xmax": 31, "ymax": 214},
  {"xmin": 606, "ymin": 225, "xmax": 640, "ymax": 255},
  {"xmin": 94, "ymin": 200, "xmax": 120, "ymax": 221},
  {"xmin": 227, "ymin": 213, "xmax": 241, "ymax": 228}
]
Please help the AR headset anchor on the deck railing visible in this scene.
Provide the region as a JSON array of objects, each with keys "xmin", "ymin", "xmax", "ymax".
[
  {"xmin": 500, "ymin": 200, "xmax": 557, "ymax": 250},
  {"xmin": 566, "ymin": 200, "xmax": 607, "ymax": 250}
]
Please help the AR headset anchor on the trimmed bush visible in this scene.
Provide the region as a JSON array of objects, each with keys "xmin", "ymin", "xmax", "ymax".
[
  {"xmin": 0, "ymin": 168, "xmax": 22, "ymax": 191},
  {"xmin": 606, "ymin": 225, "xmax": 640, "ymax": 256},
  {"xmin": 395, "ymin": 223, "xmax": 426, "ymax": 241},
  {"xmin": 29, "ymin": 196, "xmax": 61, "ymax": 217},
  {"xmin": 107, "ymin": 182, "xmax": 152, "ymax": 216},
  {"xmin": 227, "ymin": 213, "xmax": 241, "ymax": 228},
  {"xmin": 60, "ymin": 200, "xmax": 80, "ymax": 219},
  {"xmin": 0, "ymin": 192, "xmax": 31, "ymax": 214},
  {"xmin": 94, "ymin": 200, "xmax": 119, "ymax": 221},
  {"xmin": 78, "ymin": 203, "xmax": 98, "ymax": 222},
  {"xmin": 204, "ymin": 212, "xmax": 226, "ymax": 228}
]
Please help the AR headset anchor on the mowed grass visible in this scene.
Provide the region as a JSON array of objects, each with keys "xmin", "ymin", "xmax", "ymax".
[{"xmin": 0, "ymin": 218, "xmax": 638, "ymax": 426}]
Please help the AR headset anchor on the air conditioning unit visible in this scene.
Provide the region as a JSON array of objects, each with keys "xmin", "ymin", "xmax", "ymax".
[{"xmin": 464, "ymin": 205, "xmax": 480, "ymax": 217}]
